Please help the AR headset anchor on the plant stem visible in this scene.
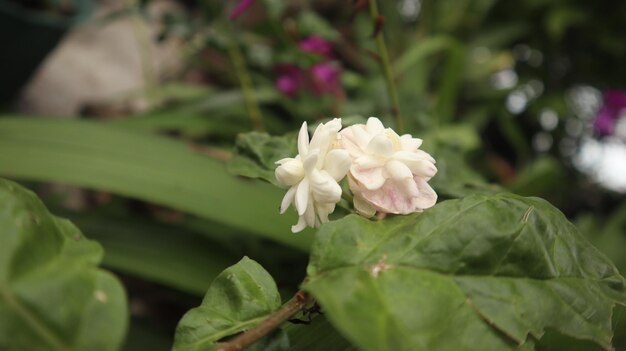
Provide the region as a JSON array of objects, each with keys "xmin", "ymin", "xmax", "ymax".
[
  {"xmin": 227, "ymin": 36, "xmax": 265, "ymax": 131},
  {"xmin": 368, "ymin": 0, "xmax": 404, "ymax": 133},
  {"xmin": 214, "ymin": 292, "xmax": 313, "ymax": 351}
]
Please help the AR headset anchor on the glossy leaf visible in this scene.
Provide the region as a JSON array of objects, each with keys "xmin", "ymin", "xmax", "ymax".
[
  {"xmin": 173, "ymin": 257, "xmax": 283, "ymax": 351},
  {"xmin": 227, "ymin": 131, "xmax": 297, "ymax": 186},
  {"xmin": 0, "ymin": 178, "xmax": 128, "ymax": 351},
  {"xmin": 0, "ymin": 117, "xmax": 311, "ymax": 251},
  {"xmin": 304, "ymin": 193, "xmax": 626, "ymax": 351}
]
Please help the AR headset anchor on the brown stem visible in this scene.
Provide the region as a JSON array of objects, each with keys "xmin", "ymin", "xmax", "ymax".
[
  {"xmin": 213, "ymin": 292, "xmax": 313, "ymax": 351},
  {"xmin": 368, "ymin": 0, "xmax": 404, "ymax": 133}
]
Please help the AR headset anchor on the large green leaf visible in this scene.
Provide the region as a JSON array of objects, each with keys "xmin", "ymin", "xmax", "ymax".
[
  {"xmin": 62, "ymin": 211, "xmax": 237, "ymax": 296},
  {"xmin": 304, "ymin": 193, "xmax": 626, "ymax": 351},
  {"xmin": 0, "ymin": 117, "xmax": 311, "ymax": 251},
  {"xmin": 173, "ymin": 257, "xmax": 284, "ymax": 351},
  {"xmin": 0, "ymin": 178, "xmax": 128, "ymax": 351}
]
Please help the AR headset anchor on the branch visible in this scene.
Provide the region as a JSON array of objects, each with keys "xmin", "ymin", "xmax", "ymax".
[
  {"xmin": 213, "ymin": 291, "xmax": 313, "ymax": 351},
  {"xmin": 368, "ymin": 0, "xmax": 404, "ymax": 133}
]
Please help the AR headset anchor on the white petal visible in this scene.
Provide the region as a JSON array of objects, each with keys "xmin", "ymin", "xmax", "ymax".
[
  {"xmin": 366, "ymin": 117, "xmax": 385, "ymax": 134},
  {"xmin": 366, "ymin": 133, "xmax": 393, "ymax": 157},
  {"xmin": 324, "ymin": 149, "xmax": 351, "ymax": 181},
  {"xmin": 414, "ymin": 177, "xmax": 437, "ymax": 209},
  {"xmin": 291, "ymin": 216, "xmax": 307, "ymax": 233},
  {"xmin": 275, "ymin": 159, "xmax": 304, "ymax": 186},
  {"xmin": 315, "ymin": 202, "xmax": 335, "ymax": 224},
  {"xmin": 385, "ymin": 159, "xmax": 413, "ymax": 181},
  {"xmin": 275, "ymin": 157, "xmax": 295, "ymax": 165},
  {"xmin": 297, "ymin": 122, "xmax": 309, "ymax": 156},
  {"xmin": 280, "ymin": 186, "xmax": 296, "ymax": 214},
  {"xmin": 294, "ymin": 178, "xmax": 310, "ymax": 216},
  {"xmin": 400, "ymin": 134, "xmax": 422, "ymax": 151},
  {"xmin": 310, "ymin": 170, "xmax": 342, "ymax": 203},
  {"xmin": 393, "ymin": 151, "xmax": 437, "ymax": 178},
  {"xmin": 352, "ymin": 125, "xmax": 372, "ymax": 149},
  {"xmin": 302, "ymin": 150, "xmax": 319, "ymax": 174},
  {"xmin": 304, "ymin": 200, "xmax": 316, "ymax": 227},
  {"xmin": 325, "ymin": 118, "xmax": 342, "ymax": 133}
]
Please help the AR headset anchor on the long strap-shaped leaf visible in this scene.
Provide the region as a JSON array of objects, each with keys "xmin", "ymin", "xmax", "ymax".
[{"xmin": 0, "ymin": 117, "xmax": 311, "ymax": 251}]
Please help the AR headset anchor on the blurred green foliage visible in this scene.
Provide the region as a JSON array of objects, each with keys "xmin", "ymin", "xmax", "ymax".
[{"xmin": 1, "ymin": 0, "xmax": 625, "ymax": 350}]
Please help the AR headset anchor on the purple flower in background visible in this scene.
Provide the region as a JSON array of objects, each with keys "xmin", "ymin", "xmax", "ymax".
[
  {"xmin": 298, "ymin": 35, "xmax": 334, "ymax": 59},
  {"xmin": 310, "ymin": 62, "xmax": 341, "ymax": 95},
  {"xmin": 276, "ymin": 65, "xmax": 302, "ymax": 97},
  {"xmin": 229, "ymin": 0, "xmax": 255, "ymax": 20},
  {"xmin": 594, "ymin": 90, "xmax": 626, "ymax": 136},
  {"xmin": 275, "ymin": 36, "xmax": 343, "ymax": 98}
]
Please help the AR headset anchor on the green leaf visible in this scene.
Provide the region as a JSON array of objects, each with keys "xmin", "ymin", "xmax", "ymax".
[
  {"xmin": 0, "ymin": 117, "xmax": 311, "ymax": 251},
  {"xmin": 304, "ymin": 193, "xmax": 626, "ymax": 351},
  {"xmin": 173, "ymin": 257, "xmax": 282, "ymax": 351},
  {"xmin": 228, "ymin": 131, "xmax": 297, "ymax": 185},
  {"xmin": 0, "ymin": 178, "xmax": 128, "ymax": 351},
  {"xmin": 61, "ymin": 211, "xmax": 237, "ymax": 296},
  {"xmin": 285, "ymin": 316, "xmax": 357, "ymax": 351}
]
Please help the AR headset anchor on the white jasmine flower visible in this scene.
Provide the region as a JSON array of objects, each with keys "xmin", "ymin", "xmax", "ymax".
[
  {"xmin": 341, "ymin": 117, "xmax": 437, "ymax": 216},
  {"xmin": 275, "ymin": 119, "xmax": 351, "ymax": 233}
]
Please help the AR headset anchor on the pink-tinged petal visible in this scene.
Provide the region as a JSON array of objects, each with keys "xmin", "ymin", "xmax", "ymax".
[
  {"xmin": 400, "ymin": 134, "xmax": 423, "ymax": 150},
  {"xmin": 280, "ymin": 186, "xmax": 297, "ymax": 214},
  {"xmin": 385, "ymin": 159, "xmax": 412, "ymax": 181},
  {"xmin": 362, "ymin": 181, "xmax": 415, "ymax": 214},
  {"xmin": 351, "ymin": 165, "xmax": 386, "ymax": 190},
  {"xmin": 229, "ymin": 0, "xmax": 255, "ymax": 20},
  {"xmin": 366, "ymin": 133, "xmax": 393, "ymax": 157},
  {"xmin": 294, "ymin": 178, "xmax": 310, "ymax": 216},
  {"xmin": 291, "ymin": 216, "xmax": 307, "ymax": 233},
  {"xmin": 324, "ymin": 149, "xmax": 351, "ymax": 181},
  {"xmin": 339, "ymin": 127, "xmax": 363, "ymax": 158},
  {"xmin": 298, "ymin": 122, "xmax": 309, "ymax": 156},
  {"xmin": 397, "ymin": 177, "xmax": 420, "ymax": 197},
  {"xmin": 413, "ymin": 177, "xmax": 438, "ymax": 209},
  {"xmin": 309, "ymin": 170, "xmax": 342, "ymax": 203},
  {"xmin": 354, "ymin": 155, "xmax": 384, "ymax": 169},
  {"xmin": 366, "ymin": 117, "xmax": 385, "ymax": 134}
]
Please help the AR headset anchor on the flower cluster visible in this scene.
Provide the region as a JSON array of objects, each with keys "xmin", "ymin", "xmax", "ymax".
[
  {"xmin": 275, "ymin": 117, "xmax": 438, "ymax": 232},
  {"xmin": 275, "ymin": 36, "xmax": 342, "ymax": 98}
]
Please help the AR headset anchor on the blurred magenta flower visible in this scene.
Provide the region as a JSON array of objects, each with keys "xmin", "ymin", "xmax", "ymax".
[
  {"xmin": 275, "ymin": 65, "xmax": 302, "ymax": 97},
  {"xmin": 298, "ymin": 35, "xmax": 334, "ymax": 59},
  {"xmin": 276, "ymin": 36, "xmax": 343, "ymax": 97},
  {"xmin": 310, "ymin": 62, "xmax": 341, "ymax": 95},
  {"xmin": 594, "ymin": 90, "xmax": 626, "ymax": 136},
  {"xmin": 229, "ymin": 0, "xmax": 255, "ymax": 20}
]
